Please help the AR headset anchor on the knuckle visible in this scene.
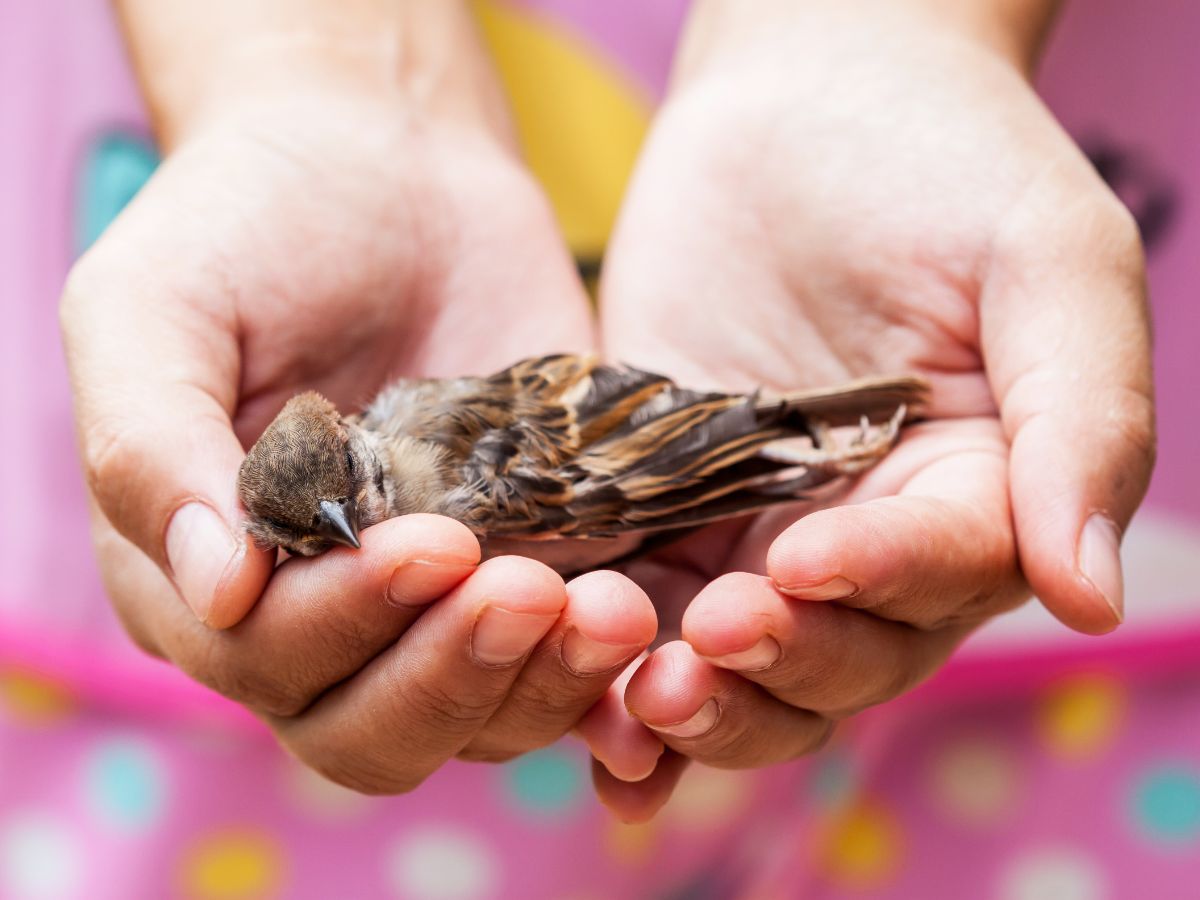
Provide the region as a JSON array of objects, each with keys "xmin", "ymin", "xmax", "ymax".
[
  {"xmin": 406, "ymin": 680, "xmax": 499, "ymax": 735},
  {"xmin": 309, "ymin": 757, "xmax": 426, "ymax": 797},
  {"xmin": 489, "ymin": 681, "xmax": 567, "ymax": 738},
  {"xmin": 80, "ymin": 418, "xmax": 151, "ymax": 521},
  {"xmin": 1107, "ymin": 388, "xmax": 1157, "ymax": 473},
  {"xmin": 778, "ymin": 651, "xmax": 843, "ymax": 701},
  {"xmin": 299, "ymin": 615, "xmax": 375, "ymax": 681},
  {"xmin": 181, "ymin": 643, "xmax": 312, "ymax": 718}
]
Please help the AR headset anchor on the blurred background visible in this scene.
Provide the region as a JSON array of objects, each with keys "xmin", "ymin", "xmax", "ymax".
[{"xmin": 0, "ymin": 1, "xmax": 1197, "ymax": 898}]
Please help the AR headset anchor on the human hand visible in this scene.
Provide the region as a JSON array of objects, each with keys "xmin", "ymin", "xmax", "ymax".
[
  {"xmin": 61, "ymin": 1, "xmax": 658, "ymax": 790},
  {"xmin": 594, "ymin": 0, "xmax": 1154, "ymax": 818}
]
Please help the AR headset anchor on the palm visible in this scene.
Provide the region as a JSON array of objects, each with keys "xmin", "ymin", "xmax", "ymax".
[
  {"xmin": 599, "ymin": 40, "xmax": 1053, "ymax": 628},
  {"xmin": 145, "ymin": 99, "xmax": 594, "ymax": 446}
]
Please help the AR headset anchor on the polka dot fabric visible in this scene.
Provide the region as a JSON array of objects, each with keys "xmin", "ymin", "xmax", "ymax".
[
  {"xmin": 5, "ymin": 663, "xmax": 1200, "ymax": 898},
  {"xmin": 0, "ymin": 682, "xmax": 807, "ymax": 899},
  {"xmin": 736, "ymin": 667, "xmax": 1200, "ymax": 899}
]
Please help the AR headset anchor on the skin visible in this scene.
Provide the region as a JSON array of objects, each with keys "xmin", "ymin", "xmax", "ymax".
[
  {"xmin": 62, "ymin": 1, "xmax": 661, "ymax": 792},
  {"xmin": 59, "ymin": 0, "xmax": 1155, "ymax": 817},
  {"xmin": 592, "ymin": 0, "xmax": 1154, "ymax": 819}
]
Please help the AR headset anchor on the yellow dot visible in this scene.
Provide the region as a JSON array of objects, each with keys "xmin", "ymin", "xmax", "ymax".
[
  {"xmin": 1037, "ymin": 674, "xmax": 1125, "ymax": 759},
  {"xmin": 180, "ymin": 830, "xmax": 285, "ymax": 900},
  {"xmin": 819, "ymin": 800, "xmax": 903, "ymax": 889},
  {"xmin": 604, "ymin": 819, "xmax": 659, "ymax": 866},
  {"xmin": 0, "ymin": 669, "xmax": 76, "ymax": 725}
]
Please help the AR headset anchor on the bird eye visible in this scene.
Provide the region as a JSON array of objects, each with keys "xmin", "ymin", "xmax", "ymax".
[
  {"xmin": 345, "ymin": 447, "xmax": 356, "ymax": 478},
  {"xmin": 262, "ymin": 516, "xmax": 291, "ymax": 532}
]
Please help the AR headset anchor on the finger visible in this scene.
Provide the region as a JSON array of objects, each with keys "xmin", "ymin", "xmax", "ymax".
[
  {"xmin": 624, "ymin": 642, "xmax": 833, "ymax": 769},
  {"xmin": 765, "ymin": 427, "xmax": 1027, "ymax": 630},
  {"xmin": 983, "ymin": 177, "xmax": 1154, "ymax": 633},
  {"xmin": 591, "ymin": 751, "xmax": 690, "ymax": 825},
  {"xmin": 104, "ymin": 514, "xmax": 479, "ymax": 717},
  {"xmin": 204, "ymin": 516, "xmax": 479, "ymax": 716},
  {"xmin": 272, "ymin": 556, "xmax": 566, "ymax": 794},
  {"xmin": 684, "ymin": 573, "xmax": 965, "ymax": 717},
  {"xmin": 577, "ymin": 655, "xmax": 665, "ymax": 784},
  {"xmin": 461, "ymin": 571, "xmax": 657, "ymax": 760},
  {"xmin": 60, "ymin": 186, "xmax": 271, "ymax": 629}
]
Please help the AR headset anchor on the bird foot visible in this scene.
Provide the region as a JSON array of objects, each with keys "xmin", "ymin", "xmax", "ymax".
[{"xmin": 761, "ymin": 404, "xmax": 907, "ymax": 473}]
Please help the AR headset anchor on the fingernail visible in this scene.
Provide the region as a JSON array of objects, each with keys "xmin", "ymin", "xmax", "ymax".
[
  {"xmin": 651, "ymin": 699, "xmax": 720, "ymax": 738},
  {"xmin": 705, "ymin": 636, "xmax": 781, "ymax": 672},
  {"xmin": 561, "ymin": 629, "xmax": 641, "ymax": 675},
  {"xmin": 1078, "ymin": 514, "xmax": 1124, "ymax": 624},
  {"xmin": 472, "ymin": 607, "xmax": 558, "ymax": 666},
  {"xmin": 778, "ymin": 576, "xmax": 857, "ymax": 601},
  {"xmin": 166, "ymin": 502, "xmax": 237, "ymax": 623},
  {"xmin": 600, "ymin": 752, "xmax": 662, "ymax": 784},
  {"xmin": 387, "ymin": 560, "xmax": 475, "ymax": 607}
]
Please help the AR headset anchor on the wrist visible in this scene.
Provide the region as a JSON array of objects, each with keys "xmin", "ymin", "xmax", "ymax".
[
  {"xmin": 674, "ymin": 0, "xmax": 1060, "ymax": 87},
  {"xmin": 117, "ymin": 0, "xmax": 512, "ymax": 150}
]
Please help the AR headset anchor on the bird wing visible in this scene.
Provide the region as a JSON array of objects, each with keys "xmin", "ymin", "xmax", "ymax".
[{"xmin": 441, "ymin": 356, "xmax": 927, "ymax": 540}]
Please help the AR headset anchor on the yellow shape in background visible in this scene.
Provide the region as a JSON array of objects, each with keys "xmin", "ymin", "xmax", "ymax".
[
  {"xmin": 181, "ymin": 829, "xmax": 285, "ymax": 900},
  {"xmin": 604, "ymin": 818, "xmax": 659, "ymax": 866},
  {"xmin": 0, "ymin": 669, "xmax": 77, "ymax": 725},
  {"xmin": 1037, "ymin": 673, "xmax": 1126, "ymax": 759},
  {"xmin": 473, "ymin": 0, "xmax": 652, "ymax": 262},
  {"xmin": 819, "ymin": 800, "xmax": 904, "ymax": 890}
]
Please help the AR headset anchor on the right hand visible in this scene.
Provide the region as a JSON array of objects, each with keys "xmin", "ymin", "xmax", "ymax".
[{"xmin": 60, "ymin": 29, "xmax": 659, "ymax": 791}]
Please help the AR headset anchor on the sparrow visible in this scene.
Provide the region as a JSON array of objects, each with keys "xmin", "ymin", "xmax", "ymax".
[{"xmin": 237, "ymin": 354, "xmax": 926, "ymax": 572}]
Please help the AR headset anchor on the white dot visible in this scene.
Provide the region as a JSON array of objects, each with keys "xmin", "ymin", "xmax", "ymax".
[
  {"xmin": 0, "ymin": 812, "xmax": 84, "ymax": 899},
  {"xmin": 1000, "ymin": 848, "xmax": 1108, "ymax": 900},
  {"xmin": 387, "ymin": 827, "xmax": 500, "ymax": 900},
  {"xmin": 930, "ymin": 738, "xmax": 1020, "ymax": 825},
  {"xmin": 286, "ymin": 762, "xmax": 369, "ymax": 819}
]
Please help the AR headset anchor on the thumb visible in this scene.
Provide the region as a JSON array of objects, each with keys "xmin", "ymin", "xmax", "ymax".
[
  {"xmin": 984, "ymin": 177, "xmax": 1155, "ymax": 635},
  {"xmin": 61, "ymin": 236, "xmax": 272, "ymax": 629}
]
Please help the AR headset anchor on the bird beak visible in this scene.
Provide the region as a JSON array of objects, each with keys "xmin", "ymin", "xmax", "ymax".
[{"xmin": 317, "ymin": 498, "xmax": 361, "ymax": 549}]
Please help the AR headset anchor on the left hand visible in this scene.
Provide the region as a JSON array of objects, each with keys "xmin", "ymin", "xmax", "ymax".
[{"xmin": 590, "ymin": 0, "xmax": 1154, "ymax": 819}]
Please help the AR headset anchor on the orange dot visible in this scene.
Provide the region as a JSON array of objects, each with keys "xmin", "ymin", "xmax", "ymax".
[
  {"xmin": 0, "ymin": 669, "xmax": 76, "ymax": 725},
  {"xmin": 604, "ymin": 819, "xmax": 659, "ymax": 865}
]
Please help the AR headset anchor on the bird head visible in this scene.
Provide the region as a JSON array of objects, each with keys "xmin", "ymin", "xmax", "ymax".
[{"xmin": 238, "ymin": 392, "xmax": 385, "ymax": 556}]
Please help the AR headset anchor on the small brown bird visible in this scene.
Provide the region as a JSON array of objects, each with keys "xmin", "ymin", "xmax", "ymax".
[{"xmin": 237, "ymin": 354, "xmax": 926, "ymax": 572}]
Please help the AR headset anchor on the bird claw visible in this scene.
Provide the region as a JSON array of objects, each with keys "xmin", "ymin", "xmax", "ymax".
[{"xmin": 761, "ymin": 404, "xmax": 908, "ymax": 473}]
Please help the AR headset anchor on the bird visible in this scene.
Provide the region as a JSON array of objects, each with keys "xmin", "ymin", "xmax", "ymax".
[{"xmin": 237, "ymin": 354, "xmax": 927, "ymax": 572}]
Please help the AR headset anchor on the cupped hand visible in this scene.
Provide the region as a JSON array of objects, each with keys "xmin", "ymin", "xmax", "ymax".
[
  {"xmin": 61, "ymin": 71, "xmax": 659, "ymax": 789},
  {"xmin": 594, "ymin": 0, "xmax": 1154, "ymax": 819}
]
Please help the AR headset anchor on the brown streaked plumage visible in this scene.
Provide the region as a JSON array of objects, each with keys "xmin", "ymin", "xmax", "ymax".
[{"xmin": 237, "ymin": 354, "xmax": 927, "ymax": 571}]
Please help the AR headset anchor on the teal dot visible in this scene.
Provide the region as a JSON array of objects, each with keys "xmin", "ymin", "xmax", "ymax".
[
  {"xmin": 504, "ymin": 748, "xmax": 583, "ymax": 817},
  {"xmin": 75, "ymin": 131, "xmax": 159, "ymax": 255},
  {"xmin": 809, "ymin": 752, "xmax": 855, "ymax": 808},
  {"xmin": 1133, "ymin": 766, "xmax": 1200, "ymax": 844},
  {"xmin": 84, "ymin": 738, "xmax": 166, "ymax": 832}
]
